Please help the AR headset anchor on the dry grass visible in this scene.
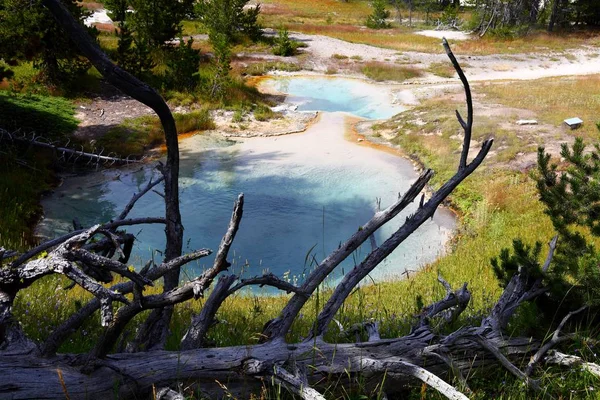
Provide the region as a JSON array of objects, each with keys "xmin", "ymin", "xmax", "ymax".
[
  {"xmin": 481, "ymin": 75, "xmax": 600, "ymax": 140},
  {"xmin": 427, "ymin": 62, "xmax": 456, "ymax": 78},
  {"xmin": 453, "ymin": 31, "xmax": 600, "ymax": 55},
  {"xmin": 93, "ymin": 22, "xmax": 116, "ymax": 33},
  {"xmin": 285, "ymin": 23, "xmax": 444, "ymax": 54},
  {"xmin": 360, "ymin": 62, "xmax": 422, "ymax": 82},
  {"xmin": 259, "ymin": 0, "xmax": 372, "ymax": 25}
]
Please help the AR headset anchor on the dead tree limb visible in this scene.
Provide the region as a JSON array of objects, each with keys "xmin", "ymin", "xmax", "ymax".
[
  {"xmin": 525, "ymin": 305, "xmax": 587, "ymax": 376},
  {"xmin": 545, "ymin": 350, "xmax": 600, "ymax": 378},
  {"xmin": 0, "ymin": 129, "xmax": 142, "ymax": 165},
  {"xmin": 42, "ymin": 0, "xmax": 184, "ymax": 350},
  {"xmin": 309, "ymin": 38, "xmax": 492, "ymax": 339}
]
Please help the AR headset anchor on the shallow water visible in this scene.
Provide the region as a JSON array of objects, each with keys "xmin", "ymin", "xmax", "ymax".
[
  {"xmin": 259, "ymin": 76, "xmax": 406, "ymax": 120},
  {"xmin": 39, "ymin": 78, "xmax": 455, "ymax": 287}
]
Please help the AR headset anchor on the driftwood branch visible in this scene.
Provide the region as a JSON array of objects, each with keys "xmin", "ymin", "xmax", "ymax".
[
  {"xmin": 40, "ymin": 248, "xmax": 211, "ymax": 357},
  {"xmin": 10, "ymin": 217, "xmax": 166, "ymax": 268},
  {"xmin": 0, "ymin": 129, "xmax": 143, "ymax": 165},
  {"xmin": 43, "ymin": 0, "xmax": 185, "ymax": 350},
  {"xmin": 442, "ymin": 38, "xmax": 472, "ymax": 171},
  {"xmin": 414, "ymin": 274, "xmax": 470, "ymax": 330},
  {"xmin": 545, "ymin": 350, "xmax": 600, "ymax": 378},
  {"xmin": 117, "ymin": 175, "xmax": 165, "ymax": 221},
  {"xmin": 309, "ymin": 41, "xmax": 492, "ymax": 339},
  {"xmin": 525, "ymin": 306, "xmax": 587, "ymax": 376}
]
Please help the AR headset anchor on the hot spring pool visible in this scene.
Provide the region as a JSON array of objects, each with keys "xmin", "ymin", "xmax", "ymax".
[{"xmin": 38, "ymin": 77, "xmax": 453, "ymax": 287}]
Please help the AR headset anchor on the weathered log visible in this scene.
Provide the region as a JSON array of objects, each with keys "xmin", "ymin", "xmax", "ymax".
[{"xmin": 0, "ymin": 327, "xmax": 540, "ymax": 399}]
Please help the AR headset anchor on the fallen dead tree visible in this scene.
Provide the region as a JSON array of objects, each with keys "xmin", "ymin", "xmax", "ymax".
[
  {"xmin": 0, "ymin": 1, "xmax": 597, "ymax": 398},
  {"xmin": 0, "ymin": 128, "xmax": 143, "ymax": 166}
]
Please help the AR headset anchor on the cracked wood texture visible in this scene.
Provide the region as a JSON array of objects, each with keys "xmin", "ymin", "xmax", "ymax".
[{"xmin": 0, "ymin": 329, "xmax": 538, "ymax": 399}]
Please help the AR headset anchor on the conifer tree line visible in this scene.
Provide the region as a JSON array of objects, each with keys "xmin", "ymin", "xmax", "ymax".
[
  {"xmin": 371, "ymin": 0, "xmax": 600, "ymax": 34},
  {"xmin": 471, "ymin": 0, "xmax": 600, "ymax": 35}
]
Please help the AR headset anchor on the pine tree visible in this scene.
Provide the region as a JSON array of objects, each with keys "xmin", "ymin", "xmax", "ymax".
[
  {"xmin": 535, "ymin": 133, "xmax": 600, "ymax": 309},
  {"xmin": 365, "ymin": 0, "xmax": 391, "ymax": 29}
]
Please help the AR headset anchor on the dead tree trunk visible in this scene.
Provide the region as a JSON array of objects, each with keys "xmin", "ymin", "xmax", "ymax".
[
  {"xmin": 41, "ymin": 0, "xmax": 183, "ymax": 351},
  {"xmin": 0, "ymin": 4, "xmax": 593, "ymax": 397}
]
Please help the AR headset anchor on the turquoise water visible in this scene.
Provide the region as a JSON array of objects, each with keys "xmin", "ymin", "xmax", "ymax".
[
  {"xmin": 261, "ymin": 76, "xmax": 404, "ymax": 119},
  {"xmin": 39, "ymin": 79, "xmax": 453, "ymax": 286}
]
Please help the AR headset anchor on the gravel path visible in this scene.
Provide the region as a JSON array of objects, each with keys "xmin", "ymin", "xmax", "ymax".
[{"xmin": 288, "ymin": 31, "xmax": 600, "ymax": 82}]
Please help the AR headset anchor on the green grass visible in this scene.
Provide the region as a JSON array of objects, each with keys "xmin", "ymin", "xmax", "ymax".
[
  {"xmin": 98, "ymin": 109, "xmax": 216, "ymax": 155},
  {"xmin": 0, "ymin": 91, "xmax": 77, "ymax": 251},
  {"xmin": 0, "ymin": 152, "xmax": 56, "ymax": 251},
  {"xmin": 360, "ymin": 62, "xmax": 422, "ymax": 82},
  {"xmin": 0, "ymin": 92, "xmax": 78, "ymax": 140},
  {"xmin": 244, "ymin": 60, "xmax": 302, "ymax": 76},
  {"xmin": 253, "ymin": 103, "xmax": 281, "ymax": 121}
]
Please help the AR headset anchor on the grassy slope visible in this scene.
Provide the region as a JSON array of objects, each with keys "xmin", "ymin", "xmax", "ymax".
[{"xmin": 0, "ymin": 92, "xmax": 78, "ymax": 250}]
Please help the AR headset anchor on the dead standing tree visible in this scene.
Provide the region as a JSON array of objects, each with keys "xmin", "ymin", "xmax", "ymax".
[{"xmin": 0, "ymin": 1, "xmax": 598, "ymax": 398}]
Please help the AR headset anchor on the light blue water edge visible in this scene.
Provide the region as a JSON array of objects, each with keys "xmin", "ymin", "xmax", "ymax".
[
  {"xmin": 38, "ymin": 76, "xmax": 455, "ymax": 292},
  {"xmin": 259, "ymin": 75, "xmax": 407, "ymax": 120}
]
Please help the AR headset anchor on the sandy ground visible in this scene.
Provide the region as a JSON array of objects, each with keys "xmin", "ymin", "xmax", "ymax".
[
  {"xmin": 288, "ymin": 30, "xmax": 600, "ymax": 82},
  {"xmin": 415, "ymin": 30, "xmax": 471, "ymax": 40}
]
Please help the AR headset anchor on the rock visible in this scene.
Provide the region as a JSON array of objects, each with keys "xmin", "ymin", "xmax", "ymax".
[{"xmin": 516, "ymin": 119, "xmax": 538, "ymax": 125}]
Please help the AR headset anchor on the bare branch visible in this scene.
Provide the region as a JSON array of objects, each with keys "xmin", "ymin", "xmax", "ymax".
[
  {"xmin": 69, "ymin": 249, "xmax": 154, "ymax": 288},
  {"xmin": 271, "ymin": 364, "xmax": 326, "ymax": 400},
  {"xmin": 414, "ymin": 276, "xmax": 470, "ymax": 330},
  {"xmin": 117, "ymin": 175, "xmax": 164, "ymax": 221},
  {"xmin": 11, "ymin": 217, "xmax": 166, "ymax": 268},
  {"xmin": 472, "ymin": 335, "xmax": 540, "ymax": 391},
  {"xmin": 41, "ymin": 248, "xmax": 211, "ymax": 356},
  {"xmin": 228, "ymin": 274, "xmax": 305, "ymax": 296},
  {"xmin": 0, "ymin": 130, "xmax": 143, "ymax": 165},
  {"xmin": 262, "ymin": 169, "xmax": 434, "ymax": 340},
  {"xmin": 192, "ymin": 194, "xmax": 244, "ymax": 298},
  {"xmin": 525, "ymin": 306, "xmax": 586, "ymax": 376},
  {"xmin": 362, "ymin": 358, "xmax": 469, "ymax": 400},
  {"xmin": 541, "ymin": 235, "xmax": 558, "ymax": 273},
  {"xmin": 545, "ymin": 350, "xmax": 600, "ymax": 378},
  {"xmin": 180, "ymin": 275, "xmax": 237, "ymax": 350},
  {"xmin": 442, "ymin": 37, "xmax": 472, "ymax": 171},
  {"xmin": 243, "ymin": 358, "xmax": 326, "ymax": 400}
]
